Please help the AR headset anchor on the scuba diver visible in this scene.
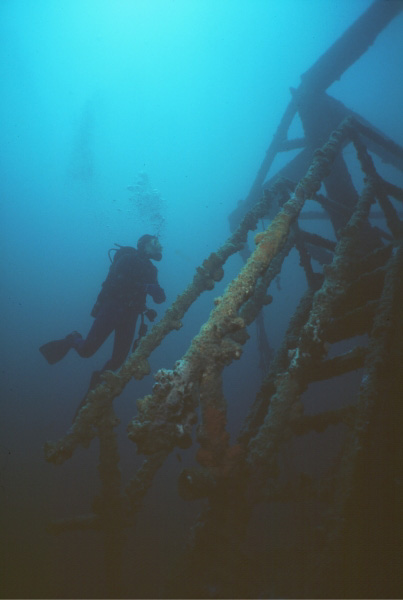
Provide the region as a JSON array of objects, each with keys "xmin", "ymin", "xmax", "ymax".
[{"xmin": 39, "ymin": 234, "xmax": 165, "ymax": 414}]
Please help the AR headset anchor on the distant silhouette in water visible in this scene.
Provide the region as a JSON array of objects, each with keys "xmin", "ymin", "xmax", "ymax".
[{"xmin": 67, "ymin": 99, "xmax": 95, "ymax": 182}]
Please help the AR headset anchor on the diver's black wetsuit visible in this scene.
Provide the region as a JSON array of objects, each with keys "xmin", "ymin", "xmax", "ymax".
[
  {"xmin": 72, "ymin": 249, "xmax": 165, "ymax": 389},
  {"xmin": 39, "ymin": 248, "xmax": 165, "ymax": 393}
]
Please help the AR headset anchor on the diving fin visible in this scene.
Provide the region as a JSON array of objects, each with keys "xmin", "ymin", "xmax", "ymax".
[{"xmin": 39, "ymin": 335, "xmax": 75, "ymax": 365}]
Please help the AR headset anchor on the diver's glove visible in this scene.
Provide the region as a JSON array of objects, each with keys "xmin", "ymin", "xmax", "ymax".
[
  {"xmin": 144, "ymin": 283, "xmax": 166, "ymax": 304},
  {"xmin": 145, "ymin": 308, "xmax": 157, "ymax": 322}
]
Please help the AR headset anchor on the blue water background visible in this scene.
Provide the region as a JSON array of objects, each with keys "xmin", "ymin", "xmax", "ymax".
[{"xmin": 1, "ymin": 1, "xmax": 402, "ymax": 597}]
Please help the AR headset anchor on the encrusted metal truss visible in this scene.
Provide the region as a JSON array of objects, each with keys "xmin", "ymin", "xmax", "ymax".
[{"xmin": 44, "ymin": 2, "xmax": 403, "ymax": 597}]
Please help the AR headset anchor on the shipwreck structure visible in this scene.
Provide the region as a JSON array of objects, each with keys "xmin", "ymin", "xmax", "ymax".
[{"xmin": 44, "ymin": 2, "xmax": 403, "ymax": 598}]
